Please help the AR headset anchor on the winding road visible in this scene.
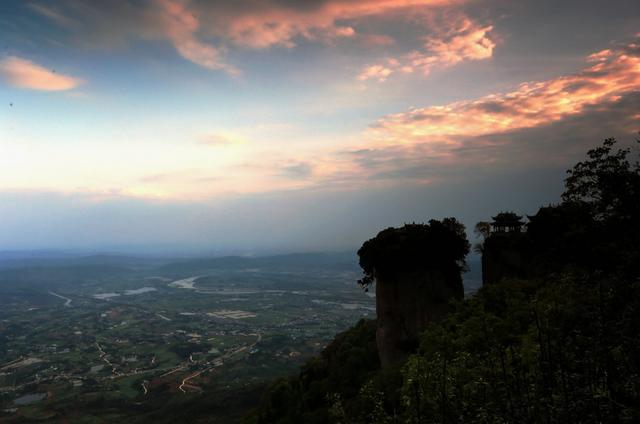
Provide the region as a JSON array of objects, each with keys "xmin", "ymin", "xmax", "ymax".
[{"xmin": 178, "ymin": 332, "xmax": 262, "ymax": 394}]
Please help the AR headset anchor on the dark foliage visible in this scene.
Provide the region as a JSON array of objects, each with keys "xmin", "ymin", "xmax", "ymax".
[
  {"xmin": 357, "ymin": 219, "xmax": 470, "ymax": 290},
  {"xmin": 245, "ymin": 319, "xmax": 380, "ymax": 423},
  {"xmin": 251, "ymin": 138, "xmax": 640, "ymax": 423},
  {"xmin": 563, "ymin": 137, "xmax": 640, "ymax": 222},
  {"xmin": 482, "ymin": 138, "xmax": 640, "ymax": 282},
  {"xmin": 169, "ymin": 341, "xmax": 212, "ymax": 360},
  {"xmin": 561, "ymin": 138, "xmax": 640, "ymax": 275},
  {"xmin": 254, "ymin": 274, "xmax": 640, "ymax": 423},
  {"xmin": 399, "ymin": 273, "xmax": 640, "ymax": 423}
]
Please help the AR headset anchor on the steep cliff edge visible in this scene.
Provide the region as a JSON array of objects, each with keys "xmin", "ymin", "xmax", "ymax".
[
  {"xmin": 375, "ymin": 265, "xmax": 462, "ymax": 365},
  {"xmin": 357, "ymin": 219, "xmax": 469, "ymax": 367}
]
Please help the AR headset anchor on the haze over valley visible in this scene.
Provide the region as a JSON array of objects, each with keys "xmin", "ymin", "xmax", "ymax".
[{"xmin": 1, "ymin": 0, "xmax": 639, "ymax": 422}]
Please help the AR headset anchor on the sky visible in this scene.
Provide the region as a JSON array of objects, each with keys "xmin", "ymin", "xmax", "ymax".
[{"xmin": 0, "ymin": 0, "xmax": 639, "ymax": 254}]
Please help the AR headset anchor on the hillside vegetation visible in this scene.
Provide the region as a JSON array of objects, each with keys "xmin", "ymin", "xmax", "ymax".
[{"xmin": 248, "ymin": 138, "xmax": 640, "ymax": 423}]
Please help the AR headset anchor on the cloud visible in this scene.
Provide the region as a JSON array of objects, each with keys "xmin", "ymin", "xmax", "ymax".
[
  {"xmin": 28, "ymin": 0, "xmax": 239, "ymax": 74},
  {"xmin": 27, "ymin": 3, "xmax": 79, "ymax": 28},
  {"xmin": 357, "ymin": 17, "xmax": 495, "ymax": 82},
  {"xmin": 204, "ymin": 0, "xmax": 465, "ymax": 49},
  {"xmin": 322, "ymin": 39, "xmax": 640, "ymax": 188},
  {"xmin": 152, "ymin": 0, "xmax": 239, "ymax": 74},
  {"xmin": 369, "ymin": 40, "xmax": 640, "ymax": 144},
  {"xmin": 197, "ymin": 132, "xmax": 245, "ymax": 146},
  {"xmin": 362, "ymin": 34, "xmax": 396, "ymax": 46},
  {"xmin": 424, "ymin": 18, "xmax": 494, "ymax": 65},
  {"xmin": 277, "ymin": 162, "xmax": 314, "ymax": 179},
  {"xmin": 357, "ymin": 63, "xmax": 394, "ymax": 82},
  {"xmin": 0, "ymin": 56, "xmax": 82, "ymax": 91},
  {"xmin": 333, "ymin": 92, "xmax": 640, "ymax": 189},
  {"xmin": 27, "ymin": 0, "xmax": 469, "ymax": 73}
]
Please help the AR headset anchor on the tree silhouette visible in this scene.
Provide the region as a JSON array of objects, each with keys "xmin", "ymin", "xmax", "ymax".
[
  {"xmin": 561, "ymin": 137, "xmax": 640, "ymax": 274},
  {"xmin": 473, "ymin": 221, "xmax": 491, "ymax": 254},
  {"xmin": 357, "ymin": 218, "xmax": 470, "ymax": 291},
  {"xmin": 563, "ymin": 137, "xmax": 640, "ymax": 222}
]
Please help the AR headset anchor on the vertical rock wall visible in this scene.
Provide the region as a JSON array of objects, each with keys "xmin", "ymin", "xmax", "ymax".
[{"xmin": 375, "ymin": 265, "xmax": 463, "ymax": 366}]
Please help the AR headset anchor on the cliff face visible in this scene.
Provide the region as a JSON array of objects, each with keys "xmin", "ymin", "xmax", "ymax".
[
  {"xmin": 357, "ymin": 220, "xmax": 470, "ymax": 367},
  {"xmin": 375, "ymin": 265, "xmax": 463, "ymax": 366}
]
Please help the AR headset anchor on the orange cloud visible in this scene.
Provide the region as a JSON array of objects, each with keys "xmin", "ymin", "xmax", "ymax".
[
  {"xmin": 0, "ymin": 56, "xmax": 82, "ymax": 91},
  {"xmin": 357, "ymin": 17, "xmax": 495, "ymax": 82},
  {"xmin": 370, "ymin": 41, "xmax": 640, "ymax": 144}
]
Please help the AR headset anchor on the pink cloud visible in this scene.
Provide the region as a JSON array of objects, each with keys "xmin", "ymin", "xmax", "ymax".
[
  {"xmin": 370, "ymin": 41, "xmax": 640, "ymax": 144},
  {"xmin": 362, "ymin": 34, "xmax": 396, "ymax": 46},
  {"xmin": 0, "ymin": 56, "xmax": 82, "ymax": 91},
  {"xmin": 211, "ymin": 0, "xmax": 463, "ymax": 49},
  {"xmin": 28, "ymin": 0, "xmax": 471, "ymax": 74},
  {"xmin": 153, "ymin": 0, "xmax": 239, "ymax": 75},
  {"xmin": 357, "ymin": 64, "xmax": 394, "ymax": 82},
  {"xmin": 423, "ymin": 19, "xmax": 494, "ymax": 66},
  {"xmin": 357, "ymin": 17, "xmax": 495, "ymax": 82}
]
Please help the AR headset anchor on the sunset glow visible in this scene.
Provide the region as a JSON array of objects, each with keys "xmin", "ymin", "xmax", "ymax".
[{"xmin": 1, "ymin": 0, "xmax": 639, "ymax": 250}]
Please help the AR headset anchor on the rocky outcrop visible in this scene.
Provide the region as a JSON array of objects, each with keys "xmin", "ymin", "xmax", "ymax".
[
  {"xmin": 375, "ymin": 265, "xmax": 463, "ymax": 366},
  {"xmin": 357, "ymin": 220, "xmax": 470, "ymax": 368}
]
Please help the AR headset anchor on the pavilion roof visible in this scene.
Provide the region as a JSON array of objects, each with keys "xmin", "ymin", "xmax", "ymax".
[{"xmin": 491, "ymin": 212, "xmax": 524, "ymax": 225}]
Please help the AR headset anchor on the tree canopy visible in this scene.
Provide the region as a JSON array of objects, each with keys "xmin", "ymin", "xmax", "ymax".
[
  {"xmin": 357, "ymin": 218, "xmax": 470, "ymax": 290},
  {"xmin": 558, "ymin": 137, "xmax": 640, "ymax": 275},
  {"xmin": 563, "ymin": 137, "xmax": 640, "ymax": 222},
  {"xmin": 479, "ymin": 138, "xmax": 640, "ymax": 279}
]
